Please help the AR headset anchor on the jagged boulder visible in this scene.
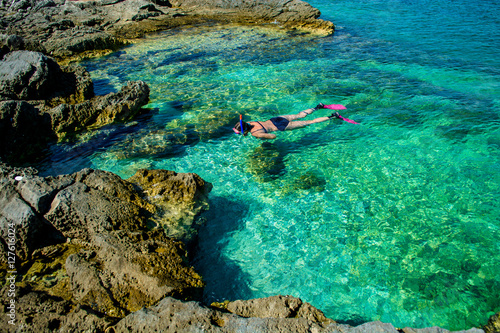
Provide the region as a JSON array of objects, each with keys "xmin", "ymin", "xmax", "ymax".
[
  {"xmin": 112, "ymin": 296, "xmax": 339, "ymax": 333},
  {"xmin": 0, "ymin": 285, "xmax": 114, "ymax": 332},
  {"xmin": 0, "ymin": 50, "xmax": 93, "ymax": 103},
  {"xmin": 44, "ymin": 26, "xmax": 125, "ymax": 59},
  {"xmin": 0, "ymin": 100, "xmax": 54, "ymax": 161},
  {"xmin": 222, "ymin": 295, "xmax": 331, "ymax": 323},
  {"xmin": 1, "ymin": 1, "xmax": 124, "ymax": 60},
  {"xmin": 0, "ymin": 175, "xmax": 56, "ymax": 261},
  {"xmin": 0, "ymin": 51, "xmax": 148, "ymax": 162},
  {"xmin": 0, "ymin": 164, "xmax": 211, "ymax": 327},
  {"xmin": 0, "ymin": 51, "xmax": 63, "ymax": 101},
  {"xmin": 0, "ymin": 34, "xmax": 25, "ymax": 59},
  {"xmin": 45, "ymin": 79, "xmax": 149, "ymax": 140},
  {"xmin": 112, "ymin": 295, "xmax": 487, "ymax": 333}
]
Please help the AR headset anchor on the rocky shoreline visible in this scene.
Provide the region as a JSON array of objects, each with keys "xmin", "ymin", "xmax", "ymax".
[
  {"xmin": 0, "ymin": 0, "xmax": 335, "ymax": 63},
  {"xmin": 0, "ymin": 0, "xmax": 498, "ymax": 332}
]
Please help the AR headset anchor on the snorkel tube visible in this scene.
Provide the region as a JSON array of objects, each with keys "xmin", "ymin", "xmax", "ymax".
[
  {"xmin": 240, "ymin": 114, "xmax": 244, "ymax": 135},
  {"xmin": 232, "ymin": 114, "xmax": 245, "ymax": 135}
]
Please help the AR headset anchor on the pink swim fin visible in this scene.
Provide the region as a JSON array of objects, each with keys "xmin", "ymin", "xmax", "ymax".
[
  {"xmin": 338, "ymin": 115, "xmax": 359, "ymax": 124},
  {"xmin": 324, "ymin": 104, "xmax": 359, "ymax": 124},
  {"xmin": 324, "ymin": 104, "xmax": 347, "ymax": 110}
]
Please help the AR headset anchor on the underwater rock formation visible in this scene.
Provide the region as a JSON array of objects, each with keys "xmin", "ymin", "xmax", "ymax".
[
  {"xmin": 483, "ymin": 313, "xmax": 500, "ymax": 333},
  {"xmin": 247, "ymin": 142, "xmax": 288, "ymax": 182},
  {"xmin": 128, "ymin": 168, "xmax": 213, "ymax": 246}
]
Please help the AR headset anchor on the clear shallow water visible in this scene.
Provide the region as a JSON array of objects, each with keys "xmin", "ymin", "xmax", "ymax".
[{"xmin": 38, "ymin": 0, "xmax": 500, "ymax": 330}]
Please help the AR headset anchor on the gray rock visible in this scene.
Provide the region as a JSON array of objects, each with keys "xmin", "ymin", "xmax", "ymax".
[
  {"xmin": 112, "ymin": 296, "xmax": 340, "ymax": 333},
  {"xmin": 0, "ymin": 51, "xmax": 62, "ymax": 101},
  {"xmin": 347, "ymin": 321, "xmax": 400, "ymax": 333},
  {"xmin": 1, "ymin": 1, "xmax": 124, "ymax": 59},
  {"xmin": 112, "ymin": 296, "xmax": 488, "ymax": 333},
  {"xmin": 0, "ymin": 100, "xmax": 53, "ymax": 161},
  {"xmin": 0, "ymin": 50, "xmax": 93, "ymax": 103},
  {"xmin": 0, "ymin": 165, "xmax": 67, "ymax": 262},
  {"xmin": 45, "ymin": 79, "xmax": 149, "ymax": 140},
  {"xmin": 170, "ymin": 0, "xmax": 320, "ymax": 22},
  {"xmin": 0, "ymin": 50, "xmax": 146, "ymax": 161},
  {"xmin": 165, "ymin": 0, "xmax": 334, "ymax": 34},
  {"xmin": 66, "ymin": 249, "xmax": 127, "ymax": 317},
  {"xmin": 0, "ymin": 34, "xmax": 25, "ymax": 58},
  {"xmin": 43, "ymin": 26, "xmax": 124, "ymax": 59},
  {"xmin": 0, "ymin": 284, "xmax": 114, "ymax": 332},
  {"xmin": 0, "ymin": 164, "xmax": 211, "ymax": 330},
  {"xmin": 401, "ymin": 326, "xmax": 485, "ymax": 333},
  {"xmin": 1, "ymin": 0, "xmax": 333, "ymax": 59},
  {"xmin": 226, "ymin": 295, "xmax": 304, "ymax": 319},
  {"xmin": 0, "ymin": 180, "xmax": 45, "ymax": 261}
]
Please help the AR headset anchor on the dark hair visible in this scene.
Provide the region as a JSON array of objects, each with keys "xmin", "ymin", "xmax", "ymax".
[{"xmin": 234, "ymin": 121, "xmax": 251, "ymax": 132}]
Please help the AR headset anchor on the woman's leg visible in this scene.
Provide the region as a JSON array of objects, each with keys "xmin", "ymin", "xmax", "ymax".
[
  {"xmin": 279, "ymin": 107, "xmax": 317, "ymax": 121},
  {"xmin": 285, "ymin": 116, "xmax": 330, "ymax": 131}
]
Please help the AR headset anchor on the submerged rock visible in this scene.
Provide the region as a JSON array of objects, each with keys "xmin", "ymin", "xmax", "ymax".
[
  {"xmin": 483, "ymin": 312, "xmax": 500, "ymax": 333},
  {"xmin": 286, "ymin": 171, "xmax": 326, "ymax": 192},
  {"xmin": 246, "ymin": 142, "xmax": 288, "ymax": 182},
  {"xmin": 128, "ymin": 169, "xmax": 213, "ymax": 246}
]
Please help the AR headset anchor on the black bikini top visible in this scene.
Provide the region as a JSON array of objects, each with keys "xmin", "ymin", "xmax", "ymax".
[{"xmin": 251, "ymin": 121, "xmax": 268, "ymax": 133}]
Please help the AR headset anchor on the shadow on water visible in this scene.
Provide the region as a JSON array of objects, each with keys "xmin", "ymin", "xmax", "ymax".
[
  {"xmin": 104, "ymin": 126, "xmax": 200, "ymax": 161},
  {"xmin": 334, "ymin": 315, "xmax": 373, "ymax": 327},
  {"xmin": 36, "ymin": 111, "xmax": 155, "ymax": 176},
  {"xmin": 192, "ymin": 195, "xmax": 254, "ymax": 304}
]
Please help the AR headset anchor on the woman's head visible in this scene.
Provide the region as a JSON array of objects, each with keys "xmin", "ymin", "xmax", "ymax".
[{"xmin": 233, "ymin": 121, "xmax": 251, "ymax": 135}]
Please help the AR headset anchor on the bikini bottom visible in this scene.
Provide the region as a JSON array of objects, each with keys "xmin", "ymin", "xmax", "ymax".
[{"xmin": 270, "ymin": 117, "xmax": 289, "ymax": 131}]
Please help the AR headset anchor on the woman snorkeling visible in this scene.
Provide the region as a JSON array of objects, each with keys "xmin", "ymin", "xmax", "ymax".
[{"xmin": 233, "ymin": 103, "xmax": 341, "ymax": 140}]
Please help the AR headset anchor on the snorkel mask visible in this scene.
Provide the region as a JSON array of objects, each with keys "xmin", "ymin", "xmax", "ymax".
[{"xmin": 233, "ymin": 114, "xmax": 244, "ymax": 135}]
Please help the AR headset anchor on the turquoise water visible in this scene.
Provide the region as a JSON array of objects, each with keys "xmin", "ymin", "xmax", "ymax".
[{"xmin": 38, "ymin": 0, "xmax": 500, "ymax": 330}]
